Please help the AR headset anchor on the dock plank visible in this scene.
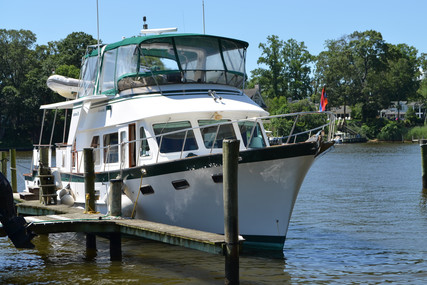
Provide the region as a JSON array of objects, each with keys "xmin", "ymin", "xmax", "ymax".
[{"xmin": 1, "ymin": 199, "xmax": 237, "ymax": 255}]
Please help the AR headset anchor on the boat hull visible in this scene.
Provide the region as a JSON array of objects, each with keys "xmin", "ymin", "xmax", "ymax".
[{"xmin": 44, "ymin": 141, "xmax": 319, "ymax": 250}]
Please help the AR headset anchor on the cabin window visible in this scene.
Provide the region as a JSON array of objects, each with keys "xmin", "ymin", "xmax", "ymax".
[
  {"xmin": 103, "ymin": 132, "xmax": 119, "ymax": 163},
  {"xmin": 221, "ymin": 39, "xmax": 245, "ymax": 74},
  {"xmin": 120, "ymin": 131, "xmax": 127, "ymax": 166},
  {"xmin": 198, "ymin": 120, "xmax": 236, "ymax": 149},
  {"xmin": 115, "ymin": 45, "xmax": 139, "ymax": 80},
  {"xmin": 90, "ymin": 136, "xmax": 100, "ymax": 164},
  {"xmin": 238, "ymin": 122, "xmax": 266, "ymax": 148},
  {"xmin": 140, "ymin": 39, "xmax": 180, "ymax": 72},
  {"xmin": 153, "ymin": 121, "xmax": 198, "ymax": 153},
  {"xmin": 139, "ymin": 127, "xmax": 150, "ymax": 157},
  {"xmin": 100, "ymin": 49, "xmax": 117, "ymax": 94},
  {"xmin": 79, "ymin": 56, "xmax": 98, "ymax": 97}
]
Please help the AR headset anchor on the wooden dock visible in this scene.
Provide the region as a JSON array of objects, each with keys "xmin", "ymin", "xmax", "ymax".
[{"xmin": 1, "ymin": 199, "xmax": 238, "ymax": 256}]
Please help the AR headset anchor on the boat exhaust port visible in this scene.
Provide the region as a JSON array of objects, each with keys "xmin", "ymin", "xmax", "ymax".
[
  {"xmin": 140, "ymin": 185, "xmax": 154, "ymax": 195},
  {"xmin": 212, "ymin": 173, "xmax": 223, "ymax": 183},
  {"xmin": 172, "ymin": 179, "xmax": 190, "ymax": 190}
]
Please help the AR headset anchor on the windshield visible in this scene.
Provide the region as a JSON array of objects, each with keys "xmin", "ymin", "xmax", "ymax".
[{"xmin": 88, "ymin": 35, "xmax": 248, "ymax": 95}]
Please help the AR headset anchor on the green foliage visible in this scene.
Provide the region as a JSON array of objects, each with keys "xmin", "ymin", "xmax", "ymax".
[
  {"xmin": 265, "ymin": 98, "xmax": 324, "ymax": 141},
  {"xmin": 404, "ymin": 107, "xmax": 418, "ymax": 126},
  {"xmin": 55, "ymin": 32, "xmax": 97, "ymax": 67},
  {"xmin": 0, "ymin": 29, "xmax": 95, "ymax": 148},
  {"xmin": 251, "ymin": 36, "xmax": 314, "ymax": 100},
  {"xmin": 377, "ymin": 121, "xmax": 407, "ymax": 141},
  {"xmin": 358, "ymin": 118, "xmax": 388, "ymax": 139},
  {"xmin": 315, "ymin": 30, "xmax": 422, "ymax": 123},
  {"xmin": 406, "ymin": 125, "xmax": 427, "ymax": 140},
  {"xmin": 55, "ymin": 64, "xmax": 80, "ymax": 78}
]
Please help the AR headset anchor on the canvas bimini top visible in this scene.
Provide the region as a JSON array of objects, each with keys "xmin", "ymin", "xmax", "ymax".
[{"xmin": 78, "ymin": 33, "xmax": 249, "ymax": 98}]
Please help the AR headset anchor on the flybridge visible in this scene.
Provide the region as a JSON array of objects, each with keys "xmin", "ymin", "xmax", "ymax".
[{"xmin": 78, "ymin": 33, "xmax": 249, "ymax": 98}]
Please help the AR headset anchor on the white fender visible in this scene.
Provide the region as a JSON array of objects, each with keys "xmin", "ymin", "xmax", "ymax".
[{"xmin": 51, "ymin": 170, "xmax": 63, "ymax": 190}]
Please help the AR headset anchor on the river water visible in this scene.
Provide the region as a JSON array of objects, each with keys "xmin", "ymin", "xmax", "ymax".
[{"xmin": 1, "ymin": 143, "xmax": 427, "ymax": 284}]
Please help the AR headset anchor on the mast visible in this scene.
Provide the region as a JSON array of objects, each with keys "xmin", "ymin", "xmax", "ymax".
[{"xmin": 202, "ymin": 0, "xmax": 206, "ymax": 34}]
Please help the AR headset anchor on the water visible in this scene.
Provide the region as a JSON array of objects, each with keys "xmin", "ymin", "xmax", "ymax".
[{"xmin": 1, "ymin": 144, "xmax": 427, "ymax": 284}]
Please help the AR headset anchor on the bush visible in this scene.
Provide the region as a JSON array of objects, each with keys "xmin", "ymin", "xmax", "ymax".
[
  {"xmin": 406, "ymin": 125, "xmax": 427, "ymax": 140},
  {"xmin": 377, "ymin": 121, "xmax": 407, "ymax": 141}
]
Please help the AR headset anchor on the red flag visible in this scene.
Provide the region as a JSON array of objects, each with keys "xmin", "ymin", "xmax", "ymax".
[{"xmin": 319, "ymin": 87, "xmax": 328, "ymax": 112}]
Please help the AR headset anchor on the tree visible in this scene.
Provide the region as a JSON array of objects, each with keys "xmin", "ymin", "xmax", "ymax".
[
  {"xmin": 0, "ymin": 29, "xmax": 38, "ymax": 146},
  {"xmin": 282, "ymin": 39, "xmax": 314, "ymax": 100},
  {"xmin": 384, "ymin": 43, "xmax": 420, "ymax": 118},
  {"xmin": 55, "ymin": 32, "xmax": 98, "ymax": 67},
  {"xmin": 417, "ymin": 53, "xmax": 427, "ymax": 104},
  {"xmin": 0, "ymin": 30, "xmax": 97, "ymax": 147},
  {"xmin": 251, "ymin": 35, "xmax": 285, "ymax": 98},
  {"xmin": 316, "ymin": 30, "xmax": 391, "ymax": 122},
  {"xmin": 250, "ymin": 36, "xmax": 314, "ymax": 101}
]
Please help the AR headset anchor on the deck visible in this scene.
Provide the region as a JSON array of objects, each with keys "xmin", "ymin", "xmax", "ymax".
[{"xmin": 1, "ymin": 199, "xmax": 238, "ymax": 255}]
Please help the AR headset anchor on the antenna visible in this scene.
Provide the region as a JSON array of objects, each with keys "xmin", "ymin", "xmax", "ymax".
[
  {"xmin": 143, "ymin": 16, "xmax": 148, "ymax": 30},
  {"xmin": 96, "ymin": 0, "xmax": 101, "ymax": 93},
  {"xmin": 140, "ymin": 16, "xmax": 178, "ymax": 35},
  {"xmin": 202, "ymin": 0, "xmax": 206, "ymax": 34}
]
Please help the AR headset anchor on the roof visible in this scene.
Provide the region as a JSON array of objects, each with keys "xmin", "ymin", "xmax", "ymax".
[{"xmin": 89, "ymin": 33, "xmax": 249, "ymax": 57}]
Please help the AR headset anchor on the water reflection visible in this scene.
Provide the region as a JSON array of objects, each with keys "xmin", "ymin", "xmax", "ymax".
[{"xmin": 420, "ymin": 188, "xmax": 427, "ymax": 214}]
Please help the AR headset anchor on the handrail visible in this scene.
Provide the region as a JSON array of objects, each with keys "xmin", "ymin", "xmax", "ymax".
[{"xmin": 43, "ymin": 111, "xmax": 334, "ymax": 171}]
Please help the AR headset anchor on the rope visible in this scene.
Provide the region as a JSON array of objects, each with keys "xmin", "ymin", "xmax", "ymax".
[
  {"xmin": 16, "ymin": 163, "xmax": 31, "ymax": 170},
  {"xmin": 131, "ymin": 168, "xmax": 146, "ymax": 219},
  {"xmin": 84, "ymin": 193, "xmax": 100, "ymax": 214}
]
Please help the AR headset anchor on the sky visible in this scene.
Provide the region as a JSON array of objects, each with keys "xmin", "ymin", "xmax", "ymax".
[{"xmin": 1, "ymin": 0, "xmax": 426, "ymax": 74}]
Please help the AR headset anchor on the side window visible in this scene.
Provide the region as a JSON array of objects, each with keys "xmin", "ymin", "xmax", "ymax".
[
  {"xmin": 120, "ymin": 131, "xmax": 126, "ymax": 165},
  {"xmin": 198, "ymin": 120, "xmax": 236, "ymax": 149},
  {"xmin": 238, "ymin": 121, "xmax": 266, "ymax": 148},
  {"xmin": 90, "ymin": 136, "xmax": 100, "ymax": 164},
  {"xmin": 139, "ymin": 127, "xmax": 150, "ymax": 157},
  {"xmin": 153, "ymin": 121, "xmax": 198, "ymax": 153},
  {"xmin": 103, "ymin": 132, "xmax": 119, "ymax": 163}
]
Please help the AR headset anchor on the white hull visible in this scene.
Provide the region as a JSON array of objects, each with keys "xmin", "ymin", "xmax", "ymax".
[
  {"xmin": 134, "ymin": 155, "xmax": 314, "ymax": 239},
  {"xmin": 47, "ymin": 142, "xmax": 318, "ymax": 249}
]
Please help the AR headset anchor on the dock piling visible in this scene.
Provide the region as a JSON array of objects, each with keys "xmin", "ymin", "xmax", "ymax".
[
  {"xmin": 109, "ymin": 179, "xmax": 123, "ymax": 216},
  {"xmin": 1, "ymin": 151, "xmax": 7, "ymax": 176},
  {"xmin": 10, "ymin": 149, "xmax": 17, "ymax": 193},
  {"xmin": 421, "ymin": 140, "xmax": 427, "ymax": 189},
  {"xmin": 109, "ymin": 232, "xmax": 122, "ymax": 261},
  {"xmin": 223, "ymin": 139, "xmax": 240, "ymax": 285},
  {"xmin": 85, "ymin": 233, "xmax": 97, "ymax": 260},
  {"xmin": 83, "ymin": 148, "xmax": 96, "ymax": 213}
]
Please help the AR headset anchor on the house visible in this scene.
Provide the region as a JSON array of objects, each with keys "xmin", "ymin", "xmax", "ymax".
[
  {"xmin": 243, "ymin": 84, "xmax": 267, "ymax": 110},
  {"xmin": 380, "ymin": 101, "xmax": 425, "ymax": 120},
  {"xmin": 330, "ymin": 105, "xmax": 352, "ymax": 120},
  {"xmin": 379, "ymin": 101, "xmax": 408, "ymax": 120}
]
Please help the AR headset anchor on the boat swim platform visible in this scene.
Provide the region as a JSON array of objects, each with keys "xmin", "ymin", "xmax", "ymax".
[{"xmin": 1, "ymin": 199, "xmax": 239, "ymax": 255}]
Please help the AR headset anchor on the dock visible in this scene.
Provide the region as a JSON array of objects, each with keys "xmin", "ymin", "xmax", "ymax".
[{"xmin": 1, "ymin": 199, "xmax": 236, "ymax": 256}]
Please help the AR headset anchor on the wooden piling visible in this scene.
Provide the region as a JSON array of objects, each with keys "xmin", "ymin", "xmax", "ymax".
[
  {"xmin": 85, "ymin": 233, "xmax": 97, "ymax": 260},
  {"xmin": 10, "ymin": 149, "xmax": 17, "ymax": 193},
  {"xmin": 223, "ymin": 139, "xmax": 240, "ymax": 285},
  {"xmin": 39, "ymin": 147, "xmax": 49, "ymax": 167},
  {"xmin": 83, "ymin": 148, "xmax": 96, "ymax": 213},
  {"xmin": 109, "ymin": 232, "xmax": 122, "ymax": 261},
  {"xmin": 1, "ymin": 151, "xmax": 7, "ymax": 176},
  {"xmin": 421, "ymin": 140, "xmax": 427, "ymax": 189},
  {"xmin": 109, "ymin": 179, "xmax": 122, "ymax": 216}
]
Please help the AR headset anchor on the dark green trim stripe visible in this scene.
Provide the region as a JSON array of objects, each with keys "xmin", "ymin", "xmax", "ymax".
[{"xmin": 57, "ymin": 141, "xmax": 317, "ymax": 183}]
